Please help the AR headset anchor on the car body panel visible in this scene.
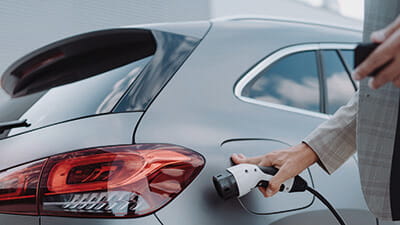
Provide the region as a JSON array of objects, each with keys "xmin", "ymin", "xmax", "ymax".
[
  {"xmin": 0, "ymin": 214, "xmax": 39, "ymax": 225},
  {"xmin": 113, "ymin": 30, "xmax": 200, "ymax": 112},
  {"xmin": 0, "ymin": 19, "xmax": 376, "ymax": 225},
  {"xmin": 125, "ymin": 20, "xmax": 211, "ymax": 39},
  {"xmin": 41, "ymin": 215, "xmax": 161, "ymax": 225},
  {"xmin": 135, "ymin": 19, "xmax": 361, "ymax": 157},
  {"xmin": 0, "ymin": 112, "xmax": 141, "ymax": 171},
  {"xmin": 134, "ymin": 20, "xmax": 373, "ymax": 224},
  {"xmin": 270, "ymin": 209, "xmax": 375, "ymax": 225},
  {"xmin": 221, "ymin": 139, "xmax": 314, "ymax": 214}
]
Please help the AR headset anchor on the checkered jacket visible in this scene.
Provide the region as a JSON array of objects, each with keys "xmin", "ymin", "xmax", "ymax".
[{"xmin": 304, "ymin": 0, "xmax": 400, "ymax": 220}]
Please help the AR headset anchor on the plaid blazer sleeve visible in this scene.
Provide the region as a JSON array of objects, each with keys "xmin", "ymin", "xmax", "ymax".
[{"xmin": 303, "ymin": 91, "xmax": 358, "ymax": 174}]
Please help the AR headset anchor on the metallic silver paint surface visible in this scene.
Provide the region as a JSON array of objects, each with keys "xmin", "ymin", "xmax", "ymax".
[
  {"xmin": 221, "ymin": 140, "xmax": 314, "ymax": 215},
  {"xmin": 113, "ymin": 30, "xmax": 200, "ymax": 112},
  {"xmin": 0, "ymin": 214, "xmax": 39, "ymax": 225},
  {"xmin": 0, "ymin": 19, "xmax": 372, "ymax": 224},
  {"xmin": 0, "ymin": 112, "xmax": 141, "ymax": 170},
  {"xmin": 134, "ymin": 20, "xmax": 372, "ymax": 224},
  {"xmin": 270, "ymin": 209, "xmax": 375, "ymax": 225},
  {"xmin": 125, "ymin": 21, "xmax": 211, "ymax": 39},
  {"xmin": 41, "ymin": 215, "xmax": 161, "ymax": 225}
]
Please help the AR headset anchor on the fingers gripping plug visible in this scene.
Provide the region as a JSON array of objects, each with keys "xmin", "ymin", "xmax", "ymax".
[
  {"xmin": 212, "ymin": 164, "xmax": 346, "ymax": 225},
  {"xmin": 212, "ymin": 164, "xmax": 307, "ymax": 199}
]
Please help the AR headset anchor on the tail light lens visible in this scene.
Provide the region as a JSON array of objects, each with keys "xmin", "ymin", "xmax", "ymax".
[
  {"xmin": 0, "ymin": 144, "xmax": 204, "ymax": 217},
  {"xmin": 40, "ymin": 144, "xmax": 204, "ymax": 217},
  {"xmin": 0, "ymin": 160, "xmax": 46, "ymax": 215}
]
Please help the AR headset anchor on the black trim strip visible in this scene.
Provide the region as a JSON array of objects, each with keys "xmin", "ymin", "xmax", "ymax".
[
  {"xmin": 390, "ymin": 93, "xmax": 400, "ymax": 220},
  {"xmin": 336, "ymin": 49, "xmax": 357, "ymax": 91},
  {"xmin": 316, "ymin": 50, "xmax": 327, "ymax": 114}
]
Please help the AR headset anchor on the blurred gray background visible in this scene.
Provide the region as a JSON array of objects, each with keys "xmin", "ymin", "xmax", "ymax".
[{"xmin": 0, "ymin": 0, "xmax": 362, "ymax": 99}]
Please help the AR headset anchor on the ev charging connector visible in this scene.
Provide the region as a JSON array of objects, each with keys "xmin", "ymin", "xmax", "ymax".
[
  {"xmin": 213, "ymin": 164, "xmax": 307, "ymax": 199},
  {"xmin": 212, "ymin": 164, "xmax": 346, "ymax": 225}
]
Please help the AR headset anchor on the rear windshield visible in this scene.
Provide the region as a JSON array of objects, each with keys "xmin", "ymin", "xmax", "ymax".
[
  {"xmin": 2, "ymin": 56, "xmax": 151, "ymax": 137},
  {"xmin": 0, "ymin": 28, "xmax": 156, "ymax": 138},
  {"xmin": 0, "ymin": 28, "xmax": 200, "ymax": 138}
]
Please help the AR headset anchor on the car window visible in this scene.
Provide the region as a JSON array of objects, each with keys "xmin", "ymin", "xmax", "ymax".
[
  {"xmin": 1, "ymin": 29, "xmax": 201, "ymax": 138},
  {"xmin": 113, "ymin": 31, "xmax": 200, "ymax": 112},
  {"xmin": 0, "ymin": 29, "xmax": 159, "ymax": 138},
  {"xmin": 241, "ymin": 51, "xmax": 320, "ymax": 112},
  {"xmin": 340, "ymin": 49, "xmax": 359, "ymax": 89},
  {"xmin": 321, "ymin": 50, "xmax": 355, "ymax": 114},
  {"xmin": 0, "ymin": 91, "xmax": 46, "ymax": 138},
  {"xmin": 7, "ymin": 56, "xmax": 152, "ymax": 136}
]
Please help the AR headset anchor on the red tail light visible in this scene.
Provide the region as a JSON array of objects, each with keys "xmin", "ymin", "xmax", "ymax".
[
  {"xmin": 40, "ymin": 144, "xmax": 204, "ymax": 217},
  {"xmin": 0, "ymin": 160, "xmax": 46, "ymax": 215},
  {"xmin": 0, "ymin": 144, "xmax": 204, "ymax": 217}
]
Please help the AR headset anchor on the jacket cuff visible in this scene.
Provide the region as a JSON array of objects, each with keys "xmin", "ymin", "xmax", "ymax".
[
  {"xmin": 302, "ymin": 137, "xmax": 336, "ymax": 174},
  {"xmin": 303, "ymin": 119, "xmax": 356, "ymax": 175}
]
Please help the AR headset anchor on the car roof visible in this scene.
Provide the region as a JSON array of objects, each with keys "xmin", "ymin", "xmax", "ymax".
[
  {"xmin": 212, "ymin": 15, "xmax": 362, "ymax": 33},
  {"xmin": 126, "ymin": 15, "xmax": 361, "ymax": 40}
]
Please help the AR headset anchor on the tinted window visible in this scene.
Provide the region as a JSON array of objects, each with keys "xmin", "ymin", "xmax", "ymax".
[
  {"xmin": 0, "ymin": 91, "xmax": 45, "ymax": 138},
  {"xmin": 0, "ymin": 91, "xmax": 44, "ymax": 123},
  {"xmin": 242, "ymin": 51, "xmax": 320, "ymax": 112},
  {"xmin": 321, "ymin": 50, "xmax": 355, "ymax": 114},
  {"xmin": 5, "ymin": 56, "xmax": 152, "ymax": 136},
  {"xmin": 0, "ymin": 29, "xmax": 202, "ymax": 138},
  {"xmin": 113, "ymin": 31, "xmax": 199, "ymax": 112}
]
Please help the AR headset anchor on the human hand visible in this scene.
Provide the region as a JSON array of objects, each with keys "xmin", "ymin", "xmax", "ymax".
[
  {"xmin": 353, "ymin": 16, "xmax": 400, "ymax": 89},
  {"xmin": 231, "ymin": 143, "xmax": 318, "ymax": 197}
]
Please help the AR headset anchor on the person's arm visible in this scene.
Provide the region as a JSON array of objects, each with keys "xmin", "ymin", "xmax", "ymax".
[
  {"xmin": 231, "ymin": 14, "xmax": 400, "ymax": 198},
  {"xmin": 231, "ymin": 92, "xmax": 358, "ymax": 197},
  {"xmin": 303, "ymin": 91, "xmax": 358, "ymax": 174}
]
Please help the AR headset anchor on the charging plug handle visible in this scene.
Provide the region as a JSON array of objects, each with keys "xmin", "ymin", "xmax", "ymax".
[
  {"xmin": 256, "ymin": 166, "xmax": 308, "ymax": 192},
  {"xmin": 212, "ymin": 165, "xmax": 346, "ymax": 225}
]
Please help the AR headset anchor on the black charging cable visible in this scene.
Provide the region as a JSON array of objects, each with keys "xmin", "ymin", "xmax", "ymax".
[
  {"xmin": 213, "ymin": 165, "xmax": 347, "ymax": 225},
  {"xmin": 305, "ymin": 186, "xmax": 346, "ymax": 225},
  {"xmin": 285, "ymin": 176, "xmax": 346, "ymax": 225},
  {"xmin": 258, "ymin": 167, "xmax": 347, "ymax": 225},
  {"xmin": 265, "ymin": 167, "xmax": 347, "ymax": 225}
]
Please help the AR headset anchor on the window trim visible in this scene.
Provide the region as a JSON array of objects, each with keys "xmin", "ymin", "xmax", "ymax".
[
  {"xmin": 319, "ymin": 49, "xmax": 357, "ymax": 114},
  {"xmin": 112, "ymin": 30, "xmax": 201, "ymax": 113},
  {"xmin": 337, "ymin": 49, "xmax": 358, "ymax": 90},
  {"xmin": 316, "ymin": 49, "xmax": 326, "ymax": 114},
  {"xmin": 234, "ymin": 43, "xmax": 356, "ymax": 119}
]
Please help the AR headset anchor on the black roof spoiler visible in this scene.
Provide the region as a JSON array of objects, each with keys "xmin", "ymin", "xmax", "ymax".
[{"xmin": 1, "ymin": 28, "xmax": 156, "ymax": 97}]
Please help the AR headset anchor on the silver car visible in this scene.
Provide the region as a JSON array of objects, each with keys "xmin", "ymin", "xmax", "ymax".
[{"xmin": 0, "ymin": 17, "xmax": 377, "ymax": 225}]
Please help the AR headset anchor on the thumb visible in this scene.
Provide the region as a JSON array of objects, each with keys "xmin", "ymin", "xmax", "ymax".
[
  {"xmin": 265, "ymin": 168, "xmax": 291, "ymax": 197},
  {"xmin": 231, "ymin": 153, "xmax": 263, "ymax": 165}
]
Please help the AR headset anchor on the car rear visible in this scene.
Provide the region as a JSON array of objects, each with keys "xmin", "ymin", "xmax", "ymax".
[{"xmin": 0, "ymin": 22, "xmax": 210, "ymax": 225}]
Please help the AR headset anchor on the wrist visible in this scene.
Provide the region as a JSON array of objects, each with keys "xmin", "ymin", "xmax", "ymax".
[{"xmin": 295, "ymin": 142, "xmax": 319, "ymax": 166}]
